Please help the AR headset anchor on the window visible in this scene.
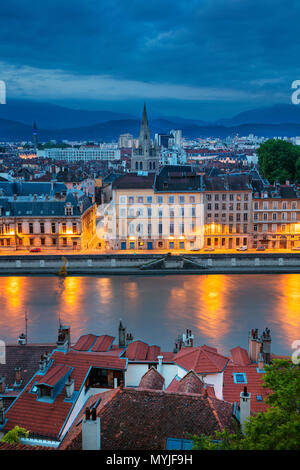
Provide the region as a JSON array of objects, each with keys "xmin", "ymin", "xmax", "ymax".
[
  {"xmin": 208, "ymin": 203, "xmax": 211, "ymax": 210},
  {"xmin": 233, "ymin": 373, "xmax": 247, "ymax": 384},
  {"xmin": 222, "ymin": 194, "xmax": 226, "ymax": 201},
  {"xmin": 18, "ymin": 223, "xmax": 22, "ymax": 233},
  {"xmin": 29, "ymin": 223, "xmax": 33, "ymax": 234},
  {"xmin": 128, "ymin": 196, "xmax": 134, "ymax": 204},
  {"xmin": 62, "ymin": 223, "xmax": 66, "ymax": 234},
  {"xmin": 206, "ymin": 194, "xmax": 211, "ymax": 201},
  {"xmin": 120, "ymin": 208, "xmax": 126, "ymax": 217},
  {"xmin": 256, "ymin": 395, "xmax": 263, "ymax": 402},
  {"xmin": 157, "ymin": 196, "xmax": 164, "ymax": 204},
  {"xmin": 158, "ymin": 223, "xmax": 163, "ymax": 234},
  {"xmin": 40, "ymin": 223, "xmax": 45, "ymax": 234},
  {"xmin": 282, "ymin": 202, "xmax": 287, "ymax": 209},
  {"xmin": 51, "ymin": 223, "xmax": 56, "ymax": 234},
  {"xmin": 72, "ymin": 223, "xmax": 77, "ymax": 233},
  {"xmin": 65, "ymin": 206, "xmax": 73, "ymax": 216},
  {"xmin": 41, "ymin": 238, "xmax": 45, "ymax": 245},
  {"xmin": 189, "ymin": 196, "xmax": 195, "ymax": 203},
  {"xmin": 263, "ymin": 213, "xmax": 268, "ymax": 221},
  {"xmin": 169, "ymin": 223, "xmax": 174, "ymax": 234},
  {"xmin": 147, "ymin": 208, "xmax": 152, "ymax": 217},
  {"xmin": 215, "ymin": 203, "xmax": 219, "ymax": 210},
  {"xmin": 137, "ymin": 196, "xmax": 144, "ymax": 204},
  {"xmin": 169, "ymin": 208, "xmax": 174, "ymax": 217},
  {"xmin": 168, "ymin": 196, "xmax": 175, "ymax": 204},
  {"xmin": 119, "ymin": 196, "xmax": 126, "ymax": 204},
  {"xmin": 215, "ymin": 194, "xmax": 219, "ymax": 201},
  {"xmin": 179, "ymin": 196, "xmax": 185, "ymax": 204},
  {"xmin": 146, "ymin": 196, "xmax": 153, "ymax": 204},
  {"xmin": 62, "ymin": 238, "xmax": 67, "ymax": 246}
]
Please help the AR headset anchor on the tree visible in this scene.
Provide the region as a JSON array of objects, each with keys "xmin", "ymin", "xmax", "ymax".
[
  {"xmin": 192, "ymin": 360, "xmax": 300, "ymax": 450},
  {"xmin": 1, "ymin": 426, "xmax": 29, "ymax": 443},
  {"xmin": 257, "ymin": 139, "xmax": 300, "ymax": 184}
]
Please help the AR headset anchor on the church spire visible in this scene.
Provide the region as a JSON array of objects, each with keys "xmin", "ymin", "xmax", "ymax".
[{"xmin": 139, "ymin": 103, "xmax": 151, "ymax": 147}]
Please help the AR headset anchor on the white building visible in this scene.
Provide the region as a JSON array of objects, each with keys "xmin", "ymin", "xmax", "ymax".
[{"xmin": 37, "ymin": 146, "xmax": 121, "ymax": 162}]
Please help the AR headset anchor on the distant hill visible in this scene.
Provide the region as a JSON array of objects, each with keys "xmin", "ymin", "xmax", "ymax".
[
  {"xmin": 2, "ymin": 117, "xmax": 300, "ymax": 142},
  {"xmin": 0, "ymin": 100, "xmax": 135, "ymax": 129},
  {"xmin": 216, "ymin": 104, "xmax": 300, "ymax": 126}
]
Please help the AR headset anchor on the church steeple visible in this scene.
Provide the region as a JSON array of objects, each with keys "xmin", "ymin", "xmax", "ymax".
[{"xmin": 139, "ymin": 103, "xmax": 151, "ymax": 147}]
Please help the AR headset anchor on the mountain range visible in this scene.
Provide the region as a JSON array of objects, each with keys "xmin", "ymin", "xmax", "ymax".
[{"xmin": 1, "ymin": 100, "xmax": 300, "ymax": 142}]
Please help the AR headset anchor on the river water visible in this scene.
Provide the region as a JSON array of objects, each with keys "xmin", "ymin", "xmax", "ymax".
[{"xmin": 0, "ymin": 274, "xmax": 299, "ymax": 355}]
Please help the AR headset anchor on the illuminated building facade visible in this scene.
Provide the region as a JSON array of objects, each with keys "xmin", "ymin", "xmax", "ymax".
[
  {"xmin": 203, "ymin": 174, "xmax": 252, "ymax": 249},
  {"xmin": 0, "ymin": 182, "xmax": 95, "ymax": 251},
  {"xmin": 252, "ymin": 183, "xmax": 300, "ymax": 249},
  {"xmin": 106, "ymin": 166, "xmax": 205, "ymax": 250}
]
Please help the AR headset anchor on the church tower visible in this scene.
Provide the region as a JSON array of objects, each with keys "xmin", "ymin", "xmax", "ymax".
[{"xmin": 131, "ymin": 104, "xmax": 160, "ymax": 173}]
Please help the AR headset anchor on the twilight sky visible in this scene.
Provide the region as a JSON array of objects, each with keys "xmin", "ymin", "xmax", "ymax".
[{"xmin": 0, "ymin": 0, "xmax": 299, "ymax": 120}]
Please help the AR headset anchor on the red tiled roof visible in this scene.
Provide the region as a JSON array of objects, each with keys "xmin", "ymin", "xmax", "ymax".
[
  {"xmin": 166, "ymin": 377, "xmax": 180, "ymax": 392},
  {"xmin": 230, "ymin": 347, "xmax": 251, "ymax": 366},
  {"xmin": 91, "ymin": 335, "xmax": 114, "ymax": 352},
  {"xmin": 4, "ymin": 375, "xmax": 73, "ymax": 438},
  {"xmin": 73, "ymin": 334, "xmax": 97, "ymax": 351},
  {"xmin": 4, "ymin": 349, "xmax": 127, "ymax": 439},
  {"xmin": 36, "ymin": 364, "xmax": 72, "ymax": 387},
  {"xmin": 138, "ymin": 367, "xmax": 165, "ymax": 390},
  {"xmin": 50, "ymin": 350, "xmax": 127, "ymax": 390},
  {"xmin": 146, "ymin": 345, "xmax": 161, "ymax": 361},
  {"xmin": 125, "ymin": 341, "xmax": 149, "ymax": 360},
  {"xmin": 0, "ymin": 442, "xmax": 53, "ymax": 450},
  {"xmin": 223, "ymin": 363, "xmax": 270, "ymax": 413},
  {"xmin": 177, "ymin": 370, "xmax": 204, "ymax": 395},
  {"xmin": 205, "ymin": 385, "xmax": 216, "ymax": 398},
  {"xmin": 173, "ymin": 346, "xmax": 229, "ymax": 374},
  {"xmin": 60, "ymin": 388, "xmax": 235, "ymax": 450}
]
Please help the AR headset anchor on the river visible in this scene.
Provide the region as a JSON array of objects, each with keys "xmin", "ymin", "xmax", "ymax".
[{"xmin": 0, "ymin": 274, "xmax": 299, "ymax": 355}]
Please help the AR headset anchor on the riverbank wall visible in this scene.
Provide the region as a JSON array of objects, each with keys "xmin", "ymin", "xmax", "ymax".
[{"xmin": 0, "ymin": 253, "xmax": 300, "ymax": 275}]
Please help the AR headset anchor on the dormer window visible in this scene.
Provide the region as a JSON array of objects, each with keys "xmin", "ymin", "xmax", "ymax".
[{"xmin": 65, "ymin": 205, "xmax": 73, "ymax": 216}]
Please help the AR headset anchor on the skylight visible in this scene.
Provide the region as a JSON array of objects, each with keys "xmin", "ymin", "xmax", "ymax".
[{"xmin": 233, "ymin": 373, "xmax": 247, "ymax": 384}]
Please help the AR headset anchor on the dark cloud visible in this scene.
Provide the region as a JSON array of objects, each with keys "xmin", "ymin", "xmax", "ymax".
[{"xmin": 0, "ymin": 0, "xmax": 299, "ymax": 118}]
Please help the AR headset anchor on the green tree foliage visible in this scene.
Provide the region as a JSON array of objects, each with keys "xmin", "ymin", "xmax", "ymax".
[
  {"xmin": 1, "ymin": 426, "xmax": 29, "ymax": 443},
  {"xmin": 257, "ymin": 139, "xmax": 300, "ymax": 184},
  {"xmin": 192, "ymin": 360, "xmax": 300, "ymax": 450}
]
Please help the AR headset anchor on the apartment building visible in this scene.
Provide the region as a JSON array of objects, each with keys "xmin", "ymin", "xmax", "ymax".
[
  {"xmin": 252, "ymin": 183, "xmax": 300, "ymax": 249},
  {"xmin": 104, "ymin": 166, "xmax": 205, "ymax": 250},
  {"xmin": 203, "ymin": 175, "xmax": 252, "ymax": 249},
  {"xmin": 37, "ymin": 146, "xmax": 120, "ymax": 163},
  {"xmin": 0, "ymin": 181, "xmax": 95, "ymax": 251}
]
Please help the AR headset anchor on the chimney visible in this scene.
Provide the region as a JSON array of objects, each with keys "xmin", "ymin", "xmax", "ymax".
[
  {"xmin": 65, "ymin": 377, "xmax": 75, "ymax": 398},
  {"xmin": 240, "ymin": 386, "xmax": 251, "ymax": 434},
  {"xmin": 258, "ymin": 351, "xmax": 264, "ymax": 372},
  {"xmin": 262, "ymin": 328, "xmax": 271, "ymax": 364},
  {"xmin": 248, "ymin": 328, "xmax": 262, "ymax": 362},
  {"xmin": 14, "ymin": 367, "xmax": 22, "ymax": 387},
  {"xmin": 18, "ymin": 333, "xmax": 27, "ymax": 346},
  {"xmin": 157, "ymin": 355, "xmax": 163, "ymax": 375},
  {"xmin": 56, "ymin": 324, "xmax": 71, "ymax": 352},
  {"xmin": 0, "ymin": 397, "xmax": 5, "ymax": 425},
  {"xmin": 118, "ymin": 320, "xmax": 126, "ymax": 348},
  {"xmin": 39, "ymin": 354, "xmax": 46, "ymax": 373},
  {"xmin": 82, "ymin": 407, "xmax": 101, "ymax": 450},
  {"xmin": 0, "ymin": 376, "xmax": 6, "ymax": 394}
]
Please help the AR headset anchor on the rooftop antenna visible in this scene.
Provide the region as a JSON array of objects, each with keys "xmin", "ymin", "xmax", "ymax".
[{"xmin": 25, "ymin": 310, "xmax": 28, "ymax": 343}]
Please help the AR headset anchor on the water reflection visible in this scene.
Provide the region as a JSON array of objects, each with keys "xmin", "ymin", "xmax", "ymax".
[
  {"xmin": 166, "ymin": 275, "xmax": 231, "ymax": 346},
  {"xmin": 0, "ymin": 274, "xmax": 298, "ymax": 354},
  {"xmin": 275, "ymin": 274, "xmax": 300, "ymax": 347}
]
